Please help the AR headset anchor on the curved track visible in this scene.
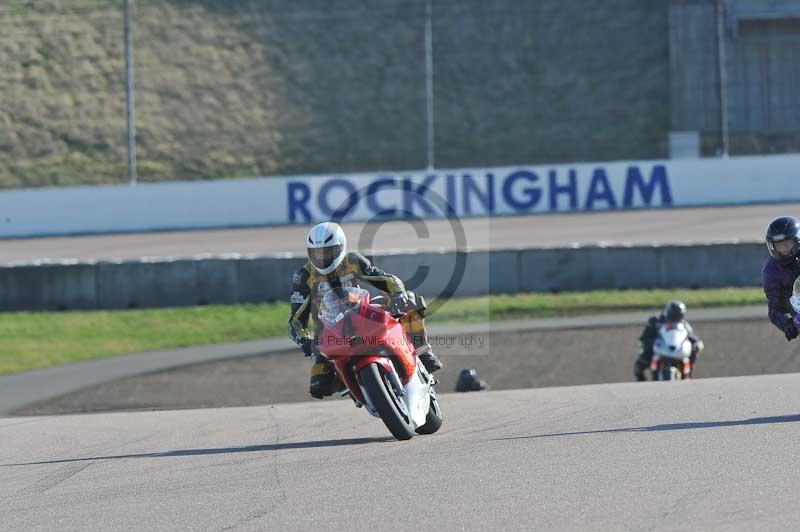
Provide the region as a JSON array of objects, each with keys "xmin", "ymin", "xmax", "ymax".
[
  {"xmin": 14, "ymin": 310, "xmax": 800, "ymax": 416},
  {"xmin": 3, "ymin": 374, "xmax": 800, "ymax": 531},
  {"xmin": 1, "ymin": 202, "xmax": 797, "ymax": 264}
]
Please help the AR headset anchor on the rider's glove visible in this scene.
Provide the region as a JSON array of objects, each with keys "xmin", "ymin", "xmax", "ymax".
[
  {"xmin": 691, "ymin": 340, "xmax": 704, "ymax": 357},
  {"xmin": 389, "ymin": 291, "xmax": 412, "ymax": 316},
  {"xmin": 299, "ymin": 337, "xmax": 316, "ymax": 356},
  {"xmin": 783, "ymin": 320, "xmax": 799, "ymax": 341}
]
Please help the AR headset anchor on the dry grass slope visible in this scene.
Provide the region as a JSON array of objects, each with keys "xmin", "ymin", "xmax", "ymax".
[{"xmin": 0, "ymin": 0, "xmax": 671, "ymax": 188}]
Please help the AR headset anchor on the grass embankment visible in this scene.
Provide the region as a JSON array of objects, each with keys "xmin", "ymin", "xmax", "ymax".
[
  {"xmin": 3, "ymin": 2, "xmax": 674, "ymax": 188},
  {"xmin": 0, "ymin": 287, "xmax": 766, "ymax": 375}
]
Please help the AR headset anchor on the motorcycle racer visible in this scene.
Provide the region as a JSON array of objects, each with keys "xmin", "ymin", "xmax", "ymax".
[
  {"xmin": 633, "ymin": 300, "xmax": 704, "ymax": 381},
  {"xmin": 289, "ymin": 222, "xmax": 443, "ymax": 399},
  {"xmin": 762, "ymin": 216, "xmax": 800, "ymax": 341}
]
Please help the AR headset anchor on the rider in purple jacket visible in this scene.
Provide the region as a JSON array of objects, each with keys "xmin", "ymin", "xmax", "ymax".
[{"xmin": 762, "ymin": 216, "xmax": 800, "ymax": 341}]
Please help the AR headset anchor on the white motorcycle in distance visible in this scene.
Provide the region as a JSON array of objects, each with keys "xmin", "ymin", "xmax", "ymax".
[{"xmin": 649, "ymin": 321, "xmax": 693, "ymax": 381}]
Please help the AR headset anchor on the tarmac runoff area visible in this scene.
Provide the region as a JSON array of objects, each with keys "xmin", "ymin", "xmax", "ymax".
[
  {"xmin": 5, "ymin": 305, "xmax": 800, "ymax": 416},
  {"xmin": 1, "ymin": 202, "xmax": 799, "ymax": 264},
  {"xmin": 3, "ymin": 205, "xmax": 800, "ymax": 531},
  {"xmin": 4, "ymin": 373, "xmax": 800, "ymax": 532}
]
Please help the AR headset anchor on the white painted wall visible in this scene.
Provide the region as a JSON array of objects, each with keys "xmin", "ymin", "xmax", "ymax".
[{"xmin": 1, "ymin": 154, "xmax": 798, "ymax": 237}]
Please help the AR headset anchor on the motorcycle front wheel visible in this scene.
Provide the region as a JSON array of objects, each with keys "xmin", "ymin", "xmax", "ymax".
[
  {"xmin": 659, "ymin": 366, "xmax": 681, "ymax": 381},
  {"xmin": 359, "ymin": 362, "xmax": 415, "ymax": 441}
]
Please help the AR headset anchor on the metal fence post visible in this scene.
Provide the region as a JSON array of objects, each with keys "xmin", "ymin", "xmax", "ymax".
[
  {"xmin": 124, "ymin": 0, "xmax": 138, "ymax": 185},
  {"xmin": 716, "ymin": 0, "xmax": 730, "ymax": 157},
  {"xmin": 424, "ymin": 0, "xmax": 435, "ymax": 171}
]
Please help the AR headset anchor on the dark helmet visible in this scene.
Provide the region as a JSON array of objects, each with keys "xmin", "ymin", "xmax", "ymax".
[
  {"xmin": 455, "ymin": 368, "xmax": 489, "ymax": 393},
  {"xmin": 663, "ymin": 300, "xmax": 686, "ymax": 322},
  {"xmin": 765, "ymin": 216, "xmax": 800, "ymax": 266}
]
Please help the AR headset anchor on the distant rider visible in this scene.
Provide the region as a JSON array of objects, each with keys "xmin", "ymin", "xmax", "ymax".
[
  {"xmin": 288, "ymin": 222, "xmax": 443, "ymax": 399},
  {"xmin": 633, "ymin": 300, "xmax": 704, "ymax": 381},
  {"xmin": 762, "ymin": 216, "xmax": 800, "ymax": 341}
]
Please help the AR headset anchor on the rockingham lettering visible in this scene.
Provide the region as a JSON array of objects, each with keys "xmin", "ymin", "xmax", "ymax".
[{"xmin": 286, "ymin": 164, "xmax": 674, "ymax": 223}]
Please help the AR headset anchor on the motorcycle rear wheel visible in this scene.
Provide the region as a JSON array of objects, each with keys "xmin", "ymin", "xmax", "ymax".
[{"xmin": 359, "ymin": 362, "xmax": 415, "ymax": 441}]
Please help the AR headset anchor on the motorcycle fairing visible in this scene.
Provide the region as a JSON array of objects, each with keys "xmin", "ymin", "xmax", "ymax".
[{"xmin": 653, "ymin": 322, "xmax": 692, "ymax": 360}]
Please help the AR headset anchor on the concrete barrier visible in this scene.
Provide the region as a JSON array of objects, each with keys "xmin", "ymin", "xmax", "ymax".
[{"xmin": 0, "ymin": 243, "xmax": 768, "ymax": 311}]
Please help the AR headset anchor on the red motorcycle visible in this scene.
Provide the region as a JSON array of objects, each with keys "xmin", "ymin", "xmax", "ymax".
[{"xmin": 317, "ymin": 286, "xmax": 443, "ymax": 440}]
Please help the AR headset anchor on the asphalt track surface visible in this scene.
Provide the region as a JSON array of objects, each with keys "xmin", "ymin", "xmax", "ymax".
[
  {"xmin": 2, "ymin": 202, "xmax": 799, "ymax": 264},
  {"xmin": 0, "ymin": 306, "xmax": 764, "ymax": 415},
  {"xmin": 4, "ymin": 373, "xmax": 800, "ymax": 532},
  {"xmin": 15, "ymin": 310, "xmax": 800, "ymax": 416}
]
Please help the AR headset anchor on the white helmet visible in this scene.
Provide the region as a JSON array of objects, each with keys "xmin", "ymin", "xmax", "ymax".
[{"xmin": 306, "ymin": 222, "xmax": 347, "ymax": 275}]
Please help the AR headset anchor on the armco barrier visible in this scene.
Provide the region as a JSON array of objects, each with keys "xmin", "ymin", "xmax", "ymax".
[{"xmin": 0, "ymin": 243, "xmax": 767, "ymax": 311}]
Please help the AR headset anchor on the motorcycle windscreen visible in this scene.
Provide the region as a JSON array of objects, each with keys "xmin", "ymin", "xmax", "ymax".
[
  {"xmin": 318, "ymin": 286, "xmax": 369, "ymax": 327},
  {"xmin": 656, "ymin": 322, "xmax": 691, "ymax": 359},
  {"xmin": 791, "ymin": 276, "xmax": 800, "ymax": 314}
]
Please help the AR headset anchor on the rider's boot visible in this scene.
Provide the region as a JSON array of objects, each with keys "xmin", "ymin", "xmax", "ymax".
[
  {"xmin": 633, "ymin": 355, "xmax": 649, "ymax": 382},
  {"xmin": 689, "ymin": 350, "xmax": 699, "ymax": 377},
  {"xmin": 401, "ymin": 306, "xmax": 443, "ymax": 373},
  {"xmin": 309, "ymin": 354, "xmax": 337, "ymax": 399},
  {"xmin": 416, "ymin": 344, "xmax": 443, "ymax": 373},
  {"xmin": 411, "ymin": 322, "xmax": 443, "ymax": 373}
]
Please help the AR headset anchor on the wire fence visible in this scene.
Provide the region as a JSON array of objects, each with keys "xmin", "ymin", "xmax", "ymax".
[{"xmin": 1, "ymin": 0, "xmax": 800, "ymax": 189}]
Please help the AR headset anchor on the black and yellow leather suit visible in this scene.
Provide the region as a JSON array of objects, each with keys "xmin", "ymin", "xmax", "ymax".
[{"xmin": 288, "ymin": 252, "xmax": 433, "ymax": 398}]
